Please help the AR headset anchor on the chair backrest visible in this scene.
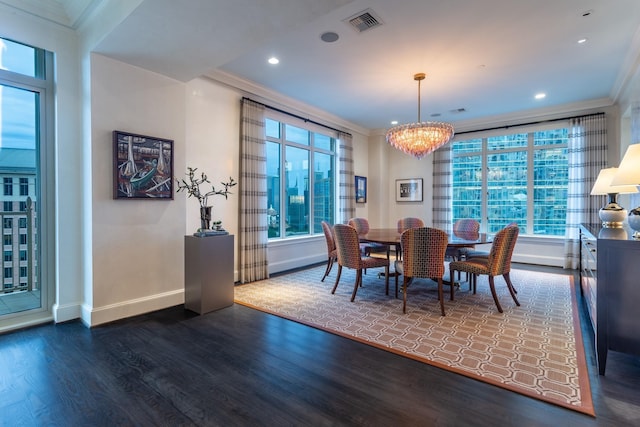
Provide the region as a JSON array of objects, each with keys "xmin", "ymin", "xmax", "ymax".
[
  {"xmin": 333, "ymin": 224, "xmax": 364, "ymax": 269},
  {"xmin": 397, "ymin": 217, "xmax": 425, "ymax": 233},
  {"xmin": 321, "ymin": 221, "xmax": 336, "ymax": 253},
  {"xmin": 486, "ymin": 225, "xmax": 519, "ymax": 276},
  {"xmin": 348, "ymin": 217, "xmax": 370, "ymax": 235},
  {"xmin": 400, "ymin": 227, "xmax": 449, "ymax": 278},
  {"xmin": 453, "ymin": 219, "xmax": 480, "ymax": 240}
]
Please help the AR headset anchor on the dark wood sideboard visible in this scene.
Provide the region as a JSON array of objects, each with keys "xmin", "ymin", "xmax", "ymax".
[{"xmin": 579, "ymin": 223, "xmax": 640, "ymax": 375}]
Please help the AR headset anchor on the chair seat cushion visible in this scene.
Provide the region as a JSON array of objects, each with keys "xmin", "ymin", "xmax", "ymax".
[
  {"xmin": 449, "ymin": 258, "xmax": 489, "ymax": 275},
  {"xmin": 465, "ymin": 250, "xmax": 488, "ymax": 259},
  {"xmin": 362, "ymin": 256, "xmax": 389, "ymax": 269}
]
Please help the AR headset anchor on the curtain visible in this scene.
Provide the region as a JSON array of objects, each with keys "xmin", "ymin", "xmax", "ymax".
[
  {"xmin": 432, "ymin": 144, "xmax": 453, "ymax": 231},
  {"xmin": 338, "ymin": 132, "xmax": 355, "ymax": 224},
  {"xmin": 239, "ymin": 99, "xmax": 269, "ymax": 283},
  {"xmin": 564, "ymin": 113, "xmax": 607, "ymax": 269}
]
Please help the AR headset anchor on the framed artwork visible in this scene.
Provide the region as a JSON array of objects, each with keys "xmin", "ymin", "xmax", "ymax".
[
  {"xmin": 355, "ymin": 175, "xmax": 367, "ymax": 203},
  {"xmin": 396, "ymin": 178, "xmax": 423, "ymax": 202},
  {"xmin": 113, "ymin": 130, "xmax": 174, "ymax": 199}
]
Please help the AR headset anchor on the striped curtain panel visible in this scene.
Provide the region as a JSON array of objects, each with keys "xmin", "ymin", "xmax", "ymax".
[
  {"xmin": 239, "ymin": 99, "xmax": 269, "ymax": 283},
  {"xmin": 432, "ymin": 144, "xmax": 453, "ymax": 231},
  {"xmin": 338, "ymin": 132, "xmax": 355, "ymax": 224},
  {"xmin": 564, "ymin": 113, "xmax": 607, "ymax": 269}
]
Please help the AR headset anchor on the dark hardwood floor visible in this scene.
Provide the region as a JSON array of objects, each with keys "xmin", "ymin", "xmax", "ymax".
[{"xmin": 1, "ymin": 264, "xmax": 639, "ymax": 426}]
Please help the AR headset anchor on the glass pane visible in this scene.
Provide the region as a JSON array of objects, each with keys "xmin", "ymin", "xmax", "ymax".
[
  {"xmin": 285, "ymin": 146, "xmax": 309, "ymax": 236},
  {"xmin": 285, "ymin": 124, "xmax": 309, "ymax": 146},
  {"xmin": 0, "ymin": 38, "xmax": 36, "ymax": 77},
  {"xmin": 534, "ymin": 128, "xmax": 568, "ymax": 146},
  {"xmin": 487, "ymin": 133, "xmax": 527, "ymax": 151},
  {"xmin": 452, "ymin": 153, "xmax": 482, "ymax": 223},
  {"xmin": 313, "ymin": 152, "xmax": 334, "ymax": 232},
  {"xmin": 266, "ymin": 141, "xmax": 281, "ymax": 238},
  {"xmin": 265, "ymin": 118, "xmax": 280, "ymax": 139},
  {"xmin": 314, "ymin": 133, "xmax": 333, "ymax": 151},
  {"xmin": 487, "ymin": 150, "xmax": 527, "ymax": 232},
  {"xmin": 0, "ymin": 83, "xmax": 39, "ymax": 308},
  {"xmin": 452, "ymin": 138, "xmax": 482, "ymax": 154},
  {"xmin": 533, "ymin": 146, "xmax": 568, "ymax": 235}
]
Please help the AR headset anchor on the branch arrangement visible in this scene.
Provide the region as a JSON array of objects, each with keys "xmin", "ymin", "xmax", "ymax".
[{"xmin": 176, "ymin": 167, "xmax": 237, "ymax": 208}]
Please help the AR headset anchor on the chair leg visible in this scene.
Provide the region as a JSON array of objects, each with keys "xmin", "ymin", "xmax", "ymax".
[
  {"xmin": 394, "ymin": 269, "xmax": 399, "ymax": 299},
  {"xmin": 402, "ymin": 276, "xmax": 409, "ymax": 313},
  {"xmin": 503, "ymin": 273, "xmax": 520, "ymax": 306},
  {"xmin": 437, "ymin": 278, "xmax": 445, "ymax": 316},
  {"xmin": 321, "ymin": 257, "xmax": 334, "ymax": 282},
  {"xmin": 331, "ymin": 265, "xmax": 342, "ymax": 294},
  {"xmin": 384, "ymin": 264, "xmax": 390, "ymax": 296},
  {"xmin": 488, "ymin": 276, "xmax": 503, "ymax": 313},
  {"xmin": 449, "ymin": 267, "xmax": 455, "ymax": 301},
  {"xmin": 350, "ymin": 269, "xmax": 363, "ymax": 301}
]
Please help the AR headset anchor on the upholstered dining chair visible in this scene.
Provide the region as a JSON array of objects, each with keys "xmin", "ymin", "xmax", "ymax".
[
  {"xmin": 395, "ymin": 227, "xmax": 449, "ymax": 315},
  {"xmin": 320, "ymin": 221, "xmax": 337, "ymax": 282},
  {"xmin": 445, "ymin": 218, "xmax": 481, "ymax": 261},
  {"xmin": 331, "ymin": 224, "xmax": 390, "ymax": 302},
  {"xmin": 395, "ymin": 217, "xmax": 425, "ymax": 260},
  {"xmin": 465, "ymin": 222, "xmax": 518, "ymax": 260},
  {"xmin": 348, "ymin": 217, "xmax": 388, "ymax": 257},
  {"xmin": 448, "ymin": 225, "xmax": 520, "ymax": 313}
]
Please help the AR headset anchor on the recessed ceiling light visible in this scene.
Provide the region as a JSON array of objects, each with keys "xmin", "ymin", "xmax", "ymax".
[
  {"xmin": 535, "ymin": 93, "xmax": 546, "ymax": 100},
  {"xmin": 577, "ymin": 38, "xmax": 587, "ymax": 44},
  {"xmin": 391, "ymin": 120, "xmax": 398, "ymax": 125},
  {"xmin": 268, "ymin": 57, "xmax": 279, "ymax": 65}
]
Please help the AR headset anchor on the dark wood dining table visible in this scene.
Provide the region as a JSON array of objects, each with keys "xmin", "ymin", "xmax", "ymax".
[{"xmin": 358, "ymin": 228, "xmax": 493, "ymax": 282}]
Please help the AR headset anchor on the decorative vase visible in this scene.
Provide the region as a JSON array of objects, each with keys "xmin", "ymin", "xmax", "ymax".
[
  {"xmin": 200, "ymin": 206, "xmax": 212, "ymax": 230},
  {"xmin": 629, "ymin": 207, "xmax": 640, "ymax": 239}
]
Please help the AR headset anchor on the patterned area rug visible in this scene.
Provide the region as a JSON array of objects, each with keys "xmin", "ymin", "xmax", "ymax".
[{"xmin": 234, "ymin": 265, "xmax": 594, "ymax": 416}]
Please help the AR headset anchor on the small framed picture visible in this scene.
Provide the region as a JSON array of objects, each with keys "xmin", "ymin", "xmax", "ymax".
[
  {"xmin": 396, "ymin": 178, "xmax": 423, "ymax": 202},
  {"xmin": 355, "ymin": 175, "xmax": 367, "ymax": 203},
  {"xmin": 113, "ymin": 130, "xmax": 174, "ymax": 200}
]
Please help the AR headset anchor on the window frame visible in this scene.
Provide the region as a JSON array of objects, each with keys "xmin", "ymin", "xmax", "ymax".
[
  {"xmin": 451, "ymin": 122, "xmax": 569, "ymax": 236},
  {"xmin": 265, "ymin": 111, "xmax": 338, "ymax": 241}
]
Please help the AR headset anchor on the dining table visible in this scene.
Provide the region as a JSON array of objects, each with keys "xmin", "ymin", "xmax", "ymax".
[{"xmin": 358, "ymin": 228, "xmax": 493, "ymax": 282}]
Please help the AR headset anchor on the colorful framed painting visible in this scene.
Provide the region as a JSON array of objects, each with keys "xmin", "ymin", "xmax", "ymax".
[{"xmin": 113, "ymin": 130, "xmax": 174, "ymax": 199}]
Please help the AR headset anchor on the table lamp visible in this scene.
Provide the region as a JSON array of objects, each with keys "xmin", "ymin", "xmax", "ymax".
[
  {"xmin": 611, "ymin": 144, "xmax": 640, "ymax": 238},
  {"xmin": 590, "ymin": 167, "xmax": 638, "ymax": 228}
]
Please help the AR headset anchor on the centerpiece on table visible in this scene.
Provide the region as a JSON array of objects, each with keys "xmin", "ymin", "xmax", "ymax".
[{"xmin": 176, "ymin": 167, "xmax": 236, "ymax": 235}]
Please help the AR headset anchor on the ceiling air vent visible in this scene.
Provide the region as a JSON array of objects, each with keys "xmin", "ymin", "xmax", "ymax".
[{"xmin": 344, "ymin": 9, "xmax": 383, "ymax": 33}]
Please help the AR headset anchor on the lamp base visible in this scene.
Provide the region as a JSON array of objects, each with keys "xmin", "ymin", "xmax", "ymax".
[
  {"xmin": 599, "ymin": 203, "xmax": 627, "ymax": 228},
  {"xmin": 628, "ymin": 207, "xmax": 640, "ymax": 239}
]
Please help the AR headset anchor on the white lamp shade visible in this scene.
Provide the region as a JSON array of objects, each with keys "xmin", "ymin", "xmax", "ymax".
[
  {"xmin": 590, "ymin": 167, "xmax": 639, "ymax": 195},
  {"xmin": 611, "ymin": 144, "xmax": 640, "ymax": 186}
]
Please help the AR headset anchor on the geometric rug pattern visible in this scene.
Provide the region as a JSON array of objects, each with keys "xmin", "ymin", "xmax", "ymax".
[{"xmin": 234, "ymin": 265, "xmax": 594, "ymax": 416}]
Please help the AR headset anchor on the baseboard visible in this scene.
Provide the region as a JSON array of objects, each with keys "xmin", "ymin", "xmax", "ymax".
[{"xmin": 81, "ymin": 289, "xmax": 185, "ymax": 327}]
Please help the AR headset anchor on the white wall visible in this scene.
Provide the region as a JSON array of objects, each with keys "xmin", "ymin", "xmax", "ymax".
[{"xmin": 89, "ymin": 54, "xmax": 187, "ymax": 325}]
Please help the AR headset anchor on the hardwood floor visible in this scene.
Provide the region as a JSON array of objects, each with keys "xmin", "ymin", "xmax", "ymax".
[{"xmin": 0, "ymin": 264, "xmax": 639, "ymax": 426}]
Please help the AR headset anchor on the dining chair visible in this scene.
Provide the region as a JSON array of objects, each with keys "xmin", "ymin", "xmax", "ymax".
[
  {"xmin": 348, "ymin": 217, "xmax": 388, "ymax": 257},
  {"xmin": 320, "ymin": 221, "xmax": 337, "ymax": 282},
  {"xmin": 395, "ymin": 217, "xmax": 425, "ymax": 260},
  {"xmin": 465, "ymin": 222, "xmax": 518, "ymax": 260},
  {"xmin": 395, "ymin": 227, "xmax": 449, "ymax": 315},
  {"xmin": 446, "ymin": 218, "xmax": 481, "ymax": 261},
  {"xmin": 331, "ymin": 224, "xmax": 390, "ymax": 302},
  {"xmin": 448, "ymin": 225, "xmax": 520, "ymax": 313}
]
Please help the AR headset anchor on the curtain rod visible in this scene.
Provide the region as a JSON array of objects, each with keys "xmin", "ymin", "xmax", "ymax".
[
  {"xmin": 454, "ymin": 111, "xmax": 605, "ymax": 136},
  {"xmin": 243, "ymin": 97, "xmax": 352, "ymax": 137}
]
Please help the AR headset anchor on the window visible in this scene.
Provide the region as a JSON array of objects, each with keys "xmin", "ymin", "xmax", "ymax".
[
  {"xmin": 4, "ymin": 250, "xmax": 12, "ymax": 262},
  {"xmin": 266, "ymin": 116, "xmax": 336, "ymax": 239},
  {"xmin": 3, "ymin": 178, "xmax": 13, "ymax": 196},
  {"xmin": 3, "ymin": 218, "xmax": 12, "ymax": 229},
  {"xmin": 19, "ymin": 234, "xmax": 27, "ymax": 245},
  {"xmin": 452, "ymin": 128, "xmax": 568, "ymax": 236},
  {"xmin": 19, "ymin": 250, "xmax": 27, "ymax": 261},
  {"xmin": 4, "ymin": 267, "xmax": 12, "ymax": 279},
  {"xmin": 3, "ymin": 202, "xmax": 12, "ymax": 212},
  {"xmin": 3, "ymin": 235, "xmax": 12, "ymax": 246},
  {"xmin": 19, "ymin": 178, "xmax": 29, "ymax": 196}
]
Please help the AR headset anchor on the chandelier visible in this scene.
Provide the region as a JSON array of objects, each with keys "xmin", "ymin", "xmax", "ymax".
[{"xmin": 386, "ymin": 73, "xmax": 455, "ymax": 159}]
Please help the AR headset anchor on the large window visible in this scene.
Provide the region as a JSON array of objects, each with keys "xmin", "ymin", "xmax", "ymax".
[
  {"xmin": 266, "ymin": 116, "xmax": 336, "ymax": 239},
  {"xmin": 452, "ymin": 128, "xmax": 568, "ymax": 236}
]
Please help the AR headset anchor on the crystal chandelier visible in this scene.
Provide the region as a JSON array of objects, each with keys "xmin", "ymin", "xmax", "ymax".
[{"xmin": 386, "ymin": 73, "xmax": 455, "ymax": 159}]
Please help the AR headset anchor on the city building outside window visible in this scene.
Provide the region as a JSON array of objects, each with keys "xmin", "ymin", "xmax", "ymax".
[
  {"xmin": 265, "ymin": 116, "xmax": 336, "ymax": 239},
  {"xmin": 19, "ymin": 177, "xmax": 28, "ymax": 196},
  {"xmin": 452, "ymin": 128, "xmax": 568, "ymax": 236}
]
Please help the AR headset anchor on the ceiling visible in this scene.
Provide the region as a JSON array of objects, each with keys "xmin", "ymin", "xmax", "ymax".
[{"xmin": 8, "ymin": 0, "xmax": 640, "ymax": 132}]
